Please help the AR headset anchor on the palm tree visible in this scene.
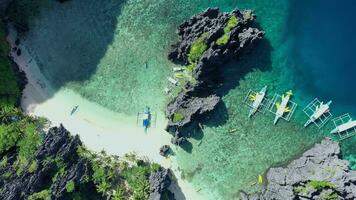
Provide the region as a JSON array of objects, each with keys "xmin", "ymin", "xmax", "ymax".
[
  {"xmin": 111, "ymin": 187, "xmax": 126, "ymax": 200},
  {"xmin": 96, "ymin": 181, "xmax": 110, "ymax": 195}
]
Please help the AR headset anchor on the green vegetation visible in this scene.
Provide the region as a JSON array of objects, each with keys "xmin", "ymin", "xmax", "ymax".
[
  {"xmin": 0, "ymin": 22, "xmax": 20, "ymax": 106},
  {"xmin": 0, "ymin": 156, "xmax": 8, "ymax": 168},
  {"xmin": 309, "ymin": 180, "xmax": 335, "ymax": 190},
  {"xmin": 28, "ymin": 160, "xmax": 38, "ymax": 173},
  {"xmin": 173, "ymin": 112, "xmax": 185, "ymax": 123},
  {"xmin": 188, "ymin": 32, "xmax": 209, "ymax": 64},
  {"xmin": 216, "ymin": 34, "xmax": 230, "ymax": 46},
  {"xmin": 294, "ymin": 180, "xmax": 336, "ymax": 195},
  {"xmin": 28, "ymin": 189, "xmax": 51, "ymax": 200},
  {"xmin": 122, "ymin": 164, "xmax": 151, "ymax": 200},
  {"xmin": 224, "ymin": 15, "xmax": 239, "ymax": 33},
  {"xmin": 320, "ymin": 192, "xmax": 339, "ymax": 200},
  {"xmin": 217, "ymin": 15, "xmax": 239, "ymax": 46},
  {"xmin": 66, "ymin": 180, "xmax": 75, "ymax": 193},
  {"xmin": 112, "ymin": 187, "xmax": 126, "ymax": 200},
  {"xmin": 6, "ymin": 0, "xmax": 48, "ymax": 32}
]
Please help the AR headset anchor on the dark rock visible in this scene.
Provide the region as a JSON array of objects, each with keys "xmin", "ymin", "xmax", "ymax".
[
  {"xmin": 16, "ymin": 48, "xmax": 21, "ymax": 56},
  {"xmin": 0, "ymin": 125, "xmax": 100, "ymax": 200},
  {"xmin": 159, "ymin": 145, "xmax": 170, "ymax": 157},
  {"xmin": 241, "ymin": 138, "xmax": 356, "ymax": 200},
  {"xmin": 166, "ymin": 7, "xmax": 264, "ymax": 145},
  {"xmin": 149, "ymin": 169, "xmax": 175, "ymax": 200}
]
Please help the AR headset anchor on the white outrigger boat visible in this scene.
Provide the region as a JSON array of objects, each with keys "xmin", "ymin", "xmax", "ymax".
[
  {"xmin": 330, "ymin": 113, "xmax": 356, "ymax": 140},
  {"xmin": 303, "ymin": 99, "xmax": 332, "ymax": 128},
  {"xmin": 243, "ymin": 86, "xmax": 269, "ymax": 118},
  {"xmin": 167, "ymin": 77, "xmax": 178, "ymax": 85},
  {"xmin": 248, "ymin": 86, "xmax": 268, "ymax": 118},
  {"xmin": 269, "ymin": 90, "xmax": 297, "ymax": 125}
]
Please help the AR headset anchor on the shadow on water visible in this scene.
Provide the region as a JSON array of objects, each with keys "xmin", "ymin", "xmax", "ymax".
[
  {"xmin": 178, "ymin": 32, "xmax": 273, "ymax": 153},
  {"xmin": 192, "ymin": 38, "xmax": 273, "ymax": 143},
  {"xmin": 13, "ymin": 0, "xmax": 126, "ymax": 103}
]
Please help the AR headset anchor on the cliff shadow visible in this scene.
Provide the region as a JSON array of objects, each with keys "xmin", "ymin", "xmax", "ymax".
[
  {"xmin": 9, "ymin": 0, "xmax": 126, "ymax": 104},
  {"xmin": 200, "ymin": 37, "xmax": 273, "ymax": 130},
  {"xmin": 177, "ymin": 37, "xmax": 272, "ymax": 150}
]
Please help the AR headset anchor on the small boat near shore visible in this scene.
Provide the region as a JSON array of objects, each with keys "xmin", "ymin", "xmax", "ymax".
[
  {"xmin": 70, "ymin": 105, "xmax": 79, "ymax": 115},
  {"xmin": 167, "ymin": 77, "xmax": 178, "ymax": 85}
]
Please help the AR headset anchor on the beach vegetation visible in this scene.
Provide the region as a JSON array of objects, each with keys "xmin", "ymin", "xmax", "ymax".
[
  {"xmin": 188, "ymin": 32, "xmax": 209, "ymax": 64},
  {"xmin": 28, "ymin": 189, "xmax": 51, "ymax": 200},
  {"xmin": 122, "ymin": 164, "xmax": 151, "ymax": 200},
  {"xmin": 66, "ymin": 180, "xmax": 75, "ymax": 193},
  {"xmin": 0, "ymin": 22, "xmax": 20, "ymax": 106},
  {"xmin": 112, "ymin": 187, "xmax": 126, "ymax": 200},
  {"xmin": 173, "ymin": 112, "xmax": 185, "ymax": 123}
]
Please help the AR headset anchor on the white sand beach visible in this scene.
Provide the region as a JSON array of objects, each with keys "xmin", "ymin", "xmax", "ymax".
[{"xmin": 7, "ymin": 26, "xmax": 204, "ymax": 200}]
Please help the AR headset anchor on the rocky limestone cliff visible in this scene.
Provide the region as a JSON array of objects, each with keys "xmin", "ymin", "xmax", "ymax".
[
  {"xmin": 240, "ymin": 138, "xmax": 356, "ymax": 200},
  {"xmin": 0, "ymin": 125, "xmax": 175, "ymax": 200},
  {"xmin": 166, "ymin": 7, "xmax": 264, "ymax": 145},
  {"xmin": 0, "ymin": 125, "xmax": 100, "ymax": 200}
]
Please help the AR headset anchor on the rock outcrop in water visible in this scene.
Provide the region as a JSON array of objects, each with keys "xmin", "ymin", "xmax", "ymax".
[
  {"xmin": 240, "ymin": 138, "xmax": 356, "ymax": 200},
  {"xmin": 166, "ymin": 7, "xmax": 264, "ymax": 145}
]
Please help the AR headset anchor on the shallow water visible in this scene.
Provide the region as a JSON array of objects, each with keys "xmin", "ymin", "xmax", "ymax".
[{"xmin": 21, "ymin": 0, "xmax": 356, "ymax": 199}]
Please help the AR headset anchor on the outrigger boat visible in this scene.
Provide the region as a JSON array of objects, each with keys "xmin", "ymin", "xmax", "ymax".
[
  {"xmin": 173, "ymin": 67, "xmax": 185, "ymax": 72},
  {"xmin": 273, "ymin": 90, "xmax": 294, "ymax": 124},
  {"xmin": 142, "ymin": 106, "xmax": 151, "ymax": 132},
  {"xmin": 70, "ymin": 105, "xmax": 79, "ymax": 115},
  {"xmin": 248, "ymin": 86, "xmax": 268, "ymax": 118},
  {"xmin": 303, "ymin": 99, "xmax": 332, "ymax": 128},
  {"xmin": 167, "ymin": 77, "xmax": 178, "ymax": 85},
  {"xmin": 137, "ymin": 106, "xmax": 157, "ymax": 132},
  {"xmin": 330, "ymin": 114, "xmax": 356, "ymax": 138}
]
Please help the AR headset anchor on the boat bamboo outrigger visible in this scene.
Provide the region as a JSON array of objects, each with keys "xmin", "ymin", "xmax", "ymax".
[
  {"xmin": 243, "ymin": 86, "xmax": 270, "ymax": 118},
  {"xmin": 136, "ymin": 106, "xmax": 157, "ymax": 132},
  {"xmin": 267, "ymin": 90, "xmax": 297, "ymax": 125},
  {"xmin": 330, "ymin": 113, "xmax": 356, "ymax": 140},
  {"xmin": 167, "ymin": 77, "xmax": 178, "ymax": 85},
  {"xmin": 303, "ymin": 98, "xmax": 332, "ymax": 128}
]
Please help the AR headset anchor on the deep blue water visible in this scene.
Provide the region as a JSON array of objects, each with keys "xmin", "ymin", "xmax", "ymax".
[{"xmin": 291, "ymin": 0, "xmax": 356, "ymax": 116}]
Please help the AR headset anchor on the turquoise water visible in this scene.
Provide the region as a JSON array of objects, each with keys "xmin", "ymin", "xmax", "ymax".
[{"xmin": 22, "ymin": 0, "xmax": 356, "ymax": 199}]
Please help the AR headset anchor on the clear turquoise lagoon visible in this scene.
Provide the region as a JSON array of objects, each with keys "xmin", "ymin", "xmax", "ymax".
[{"xmin": 22, "ymin": 0, "xmax": 356, "ymax": 199}]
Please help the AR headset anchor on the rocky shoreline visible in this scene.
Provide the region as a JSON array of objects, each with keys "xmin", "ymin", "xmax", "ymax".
[
  {"xmin": 0, "ymin": 124, "xmax": 175, "ymax": 200},
  {"xmin": 240, "ymin": 138, "xmax": 356, "ymax": 200},
  {"xmin": 165, "ymin": 7, "xmax": 264, "ymax": 146}
]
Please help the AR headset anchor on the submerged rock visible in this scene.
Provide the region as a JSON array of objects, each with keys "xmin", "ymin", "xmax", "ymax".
[
  {"xmin": 241, "ymin": 138, "xmax": 356, "ymax": 200},
  {"xmin": 166, "ymin": 7, "xmax": 264, "ymax": 145}
]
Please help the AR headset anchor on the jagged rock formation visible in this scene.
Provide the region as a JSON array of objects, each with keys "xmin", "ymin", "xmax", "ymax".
[
  {"xmin": 0, "ymin": 124, "xmax": 175, "ymax": 200},
  {"xmin": 166, "ymin": 7, "xmax": 264, "ymax": 144},
  {"xmin": 0, "ymin": 125, "xmax": 100, "ymax": 200},
  {"xmin": 240, "ymin": 138, "xmax": 356, "ymax": 200},
  {"xmin": 149, "ymin": 168, "xmax": 175, "ymax": 200}
]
